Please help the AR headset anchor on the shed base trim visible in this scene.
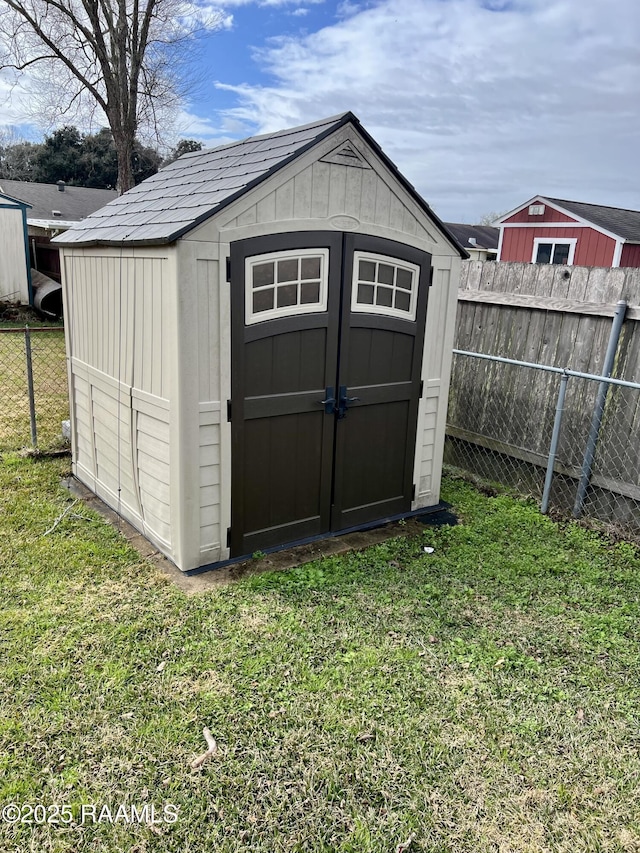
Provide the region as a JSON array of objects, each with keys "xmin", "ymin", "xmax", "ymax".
[{"xmin": 184, "ymin": 502, "xmax": 452, "ymax": 576}]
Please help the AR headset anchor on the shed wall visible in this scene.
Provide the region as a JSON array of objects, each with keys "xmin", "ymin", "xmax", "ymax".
[
  {"xmin": 414, "ymin": 258, "xmax": 460, "ymax": 506},
  {"xmin": 0, "ymin": 206, "xmax": 29, "ymax": 302},
  {"xmin": 62, "ymin": 248, "xmax": 178, "ymax": 559}
]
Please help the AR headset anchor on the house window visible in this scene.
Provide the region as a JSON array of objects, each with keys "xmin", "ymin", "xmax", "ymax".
[
  {"xmin": 532, "ymin": 238, "xmax": 577, "ymax": 266},
  {"xmin": 351, "ymin": 252, "xmax": 419, "ymax": 321},
  {"xmin": 528, "ymin": 204, "xmax": 545, "ymax": 215},
  {"xmin": 245, "ymin": 249, "xmax": 329, "ymax": 324}
]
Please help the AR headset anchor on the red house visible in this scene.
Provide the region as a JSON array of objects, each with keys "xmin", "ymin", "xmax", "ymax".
[{"xmin": 495, "ymin": 196, "xmax": 640, "ymax": 268}]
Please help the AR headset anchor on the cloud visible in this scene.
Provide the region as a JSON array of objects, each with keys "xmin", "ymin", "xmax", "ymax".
[
  {"xmin": 214, "ymin": 0, "xmax": 640, "ymax": 221},
  {"xmin": 220, "ymin": 0, "xmax": 322, "ymax": 7}
]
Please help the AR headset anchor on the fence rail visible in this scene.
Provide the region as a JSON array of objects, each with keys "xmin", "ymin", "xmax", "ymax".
[
  {"xmin": 446, "ymin": 348, "xmax": 640, "ymax": 537},
  {"xmin": 0, "ymin": 326, "xmax": 69, "ymax": 452}
]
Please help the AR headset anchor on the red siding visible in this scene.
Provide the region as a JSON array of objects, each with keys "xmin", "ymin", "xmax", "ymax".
[
  {"xmin": 620, "ymin": 244, "xmax": 640, "ymax": 268},
  {"xmin": 503, "ymin": 203, "xmax": 578, "ymax": 224},
  {"xmin": 500, "ymin": 226, "xmax": 616, "ymax": 266}
]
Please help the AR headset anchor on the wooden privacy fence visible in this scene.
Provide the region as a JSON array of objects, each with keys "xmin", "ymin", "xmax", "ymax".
[{"xmin": 447, "ymin": 261, "xmax": 640, "ymax": 531}]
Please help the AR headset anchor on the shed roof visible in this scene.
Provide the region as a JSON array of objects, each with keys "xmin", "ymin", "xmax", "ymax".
[
  {"xmin": 54, "ymin": 113, "xmax": 467, "ymax": 256},
  {"xmin": 0, "ymin": 180, "xmax": 117, "ymax": 223}
]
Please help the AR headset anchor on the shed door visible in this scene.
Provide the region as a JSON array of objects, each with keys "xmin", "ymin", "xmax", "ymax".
[{"xmin": 230, "ymin": 232, "xmax": 430, "ymax": 557}]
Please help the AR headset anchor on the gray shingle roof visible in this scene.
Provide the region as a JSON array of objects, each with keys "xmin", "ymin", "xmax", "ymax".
[
  {"xmin": 0, "ymin": 180, "xmax": 117, "ymax": 222},
  {"xmin": 53, "ymin": 113, "xmax": 468, "ymax": 257},
  {"xmin": 445, "ymin": 223, "xmax": 499, "ymax": 251},
  {"xmin": 543, "ymin": 197, "xmax": 640, "ymax": 242},
  {"xmin": 55, "ymin": 114, "xmax": 353, "ymax": 246}
]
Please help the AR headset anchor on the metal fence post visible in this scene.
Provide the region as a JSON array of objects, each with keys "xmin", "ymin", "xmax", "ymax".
[
  {"xmin": 24, "ymin": 325, "xmax": 38, "ymax": 448},
  {"xmin": 541, "ymin": 370, "xmax": 569, "ymax": 515},
  {"xmin": 572, "ymin": 300, "xmax": 627, "ymax": 518}
]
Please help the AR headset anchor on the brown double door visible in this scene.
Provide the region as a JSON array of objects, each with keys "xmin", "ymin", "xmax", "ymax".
[{"xmin": 230, "ymin": 232, "xmax": 430, "ymax": 557}]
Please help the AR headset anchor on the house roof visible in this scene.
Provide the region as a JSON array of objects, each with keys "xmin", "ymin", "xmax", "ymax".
[
  {"xmin": 497, "ymin": 195, "xmax": 640, "ymax": 243},
  {"xmin": 543, "ymin": 197, "xmax": 640, "ymax": 243},
  {"xmin": 0, "ymin": 180, "xmax": 117, "ymax": 224},
  {"xmin": 53, "ymin": 113, "xmax": 467, "ymax": 257},
  {"xmin": 445, "ymin": 223, "xmax": 499, "ymax": 251}
]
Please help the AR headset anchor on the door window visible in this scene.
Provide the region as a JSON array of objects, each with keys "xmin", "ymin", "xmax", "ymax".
[
  {"xmin": 245, "ymin": 249, "xmax": 329, "ymax": 324},
  {"xmin": 351, "ymin": 252, "xmax": 419, "ymax": 320}
]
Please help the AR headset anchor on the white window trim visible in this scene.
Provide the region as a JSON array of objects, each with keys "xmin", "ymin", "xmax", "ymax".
[
  {"xmin": 532, "ymin": 237, "xmax": 577, "ymax": 266},
  {"xmin": 351, "ymin": 252, "xmax": 420, "ymax": 321},
  {"xmin": 245, "ymin": 248, "xmax": 329, "ymax": 325}
]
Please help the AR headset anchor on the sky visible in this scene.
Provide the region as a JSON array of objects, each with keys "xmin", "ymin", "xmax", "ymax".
[{"xmin": 1, "ymin": 0, "xmax": 639, "ymax": 223}]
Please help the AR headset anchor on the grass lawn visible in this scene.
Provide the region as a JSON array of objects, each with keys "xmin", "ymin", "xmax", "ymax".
[{"xmin": 1, "ymin": 455, "xmax": 639, "ymax": 852}]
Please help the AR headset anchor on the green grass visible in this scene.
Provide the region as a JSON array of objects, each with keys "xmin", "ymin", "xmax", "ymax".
[
  {"xmin": 1, "ymin": 456, "xmax": 640, "ymax": 852},
  {"xmin": 0, "ymin": 326, "xmax": 68, "ymax": 451}
]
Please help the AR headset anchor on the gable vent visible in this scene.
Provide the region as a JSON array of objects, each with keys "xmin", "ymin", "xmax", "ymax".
[
  {"xmin": 320, "ymin": 140, "xmax": 372, "ymax": 170},
  {"xmin": 528, "ymin": 204, "xmax": 545, "ymax": 215}
]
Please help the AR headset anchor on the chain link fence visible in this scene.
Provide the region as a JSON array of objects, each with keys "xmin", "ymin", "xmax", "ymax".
[
  {"xmin": 0, "ymin": 326, "xmax": 69, "ymax": 453},
  {"xmin": 446, "ymin": 350, "xmax": 640, "ymax": 540}
]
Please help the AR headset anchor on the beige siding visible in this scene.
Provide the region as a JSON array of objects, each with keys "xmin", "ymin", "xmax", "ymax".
[
  {"xmin": 195, "ymin": 259, "xmax": 224, "ymax": 560},
  {"xmin": 0, "ymin": 206, "xmax": 29, "ymax": 303},
  {"xmin": 196, "ymin": 259, "xmax": 221, "ymax": 402},
  {"xmin": 220, "ymin": 158, "xmax": 440, "ymax": 247},
  {"xmin": 62, "ymin": 247, "xmax": 176, "ymax": 559},
  {"xmin": 199, "ymin": 403, "xmax": 222, "ymax": 555},
  {"xmin": 64, "ymin": 251, "xmax": 172, "ymax": 397},
  {"xmin": 413, "ymin": 258, "xmax": 460, "ymax": 507}
]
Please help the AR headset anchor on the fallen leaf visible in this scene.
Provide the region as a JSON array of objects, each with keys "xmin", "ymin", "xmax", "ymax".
[
  {"xmin": 396, "ymin": 832, "xmax": 416, "ymax": 853},
  {"xmin": 191, "ymin": 727, "xmax": 218, "ymax": 769},
  {"xmin": 356, "ymin": 731, "xmax": 375, "ymax": 743},
  {"xmin": 156, "ymin": 661, "xmax": 167, "ymax": 673},
  {"xmin": 576, "ymin": 708, "xmax": 585, "ymax": 722}
]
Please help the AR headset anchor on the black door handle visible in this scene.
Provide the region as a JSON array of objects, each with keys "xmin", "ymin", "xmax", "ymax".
[
  {"xmin": 337, "ymin": 385, "xmax": 361, "ymax": 419},
  {"xmin": 317, "ymin": 387, "xmax": 336, "ymax": 415}
]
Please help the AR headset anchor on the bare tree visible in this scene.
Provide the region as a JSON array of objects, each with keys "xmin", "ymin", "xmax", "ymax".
[
  {"xmin": 0, "ymin": 0, "xmax": 225, "ymax": 192},
  {"xmin": 478, "ymin": 211, "xmax": 507, "ymax": 226}
]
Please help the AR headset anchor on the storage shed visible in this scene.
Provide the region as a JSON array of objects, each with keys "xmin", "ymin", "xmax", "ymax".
[
  {"xmin": 55, "ymin": 113, "xmax": 467, "ymax": 572},
  {"xmin": 0, "ymin": 191, "xmax": 31, "ymax": 304}
]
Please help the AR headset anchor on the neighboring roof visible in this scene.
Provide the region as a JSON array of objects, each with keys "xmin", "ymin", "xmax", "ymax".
[
  {"xmin": 543, "ymin": 197, "xmax": 640, "ymax": 243},
  {"xmin": 445, "ymin": 223, "xmax": 499, "ymax": 251},
  {"xmin": 0, "ymin": 180, "xmax": 117, "ymax": 224},
  {"xmin": 0, "ymin": 191, "xmax": 30, "ymax": 210},
  {"xmin": 53, "ymin": 113, "xmax": 468, "ymax": 257},
  {"xmin": 496, "ymin": 195, "xmax": 640, "ymax": 243}
]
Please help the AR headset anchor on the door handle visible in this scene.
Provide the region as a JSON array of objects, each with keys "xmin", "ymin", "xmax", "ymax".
[
  {"xmin": 337, "ymin": 385, "xmax": 361, "ymax": 419},
  {"xmin": 317, "ymin": 387, "xmax": 336, "ymax": 415}
]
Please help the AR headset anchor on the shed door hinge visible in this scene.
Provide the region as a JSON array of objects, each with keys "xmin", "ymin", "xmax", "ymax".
[
  {"xmin": 428, "ymin": 266, "xmax": 434, "ymax": 287},
  {"xmin": 419, "ymin": 379, "xmax": 424, "ymax": 397},
  {"xmin": 226, "ymin": 527, "xmax": 231, "ymax": 548},
  {"xmin": 227, "ymin": 400, "xmax": 232, "ymax": 422},
  {"xmin": 226, "ymin": 257, "xmax": 231, "ymax": 282},
  {"xmin": 412, "ymin": 484, "xmax": 416, "ymax": 501}
]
